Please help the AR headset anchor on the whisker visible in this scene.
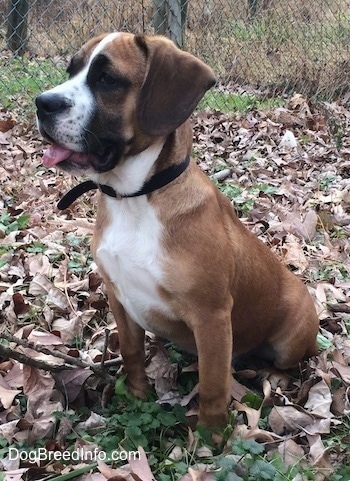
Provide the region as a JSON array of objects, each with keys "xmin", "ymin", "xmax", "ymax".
[{"xmin": 82, "ymin": 127, "xmax": 104, "ymax": 152}]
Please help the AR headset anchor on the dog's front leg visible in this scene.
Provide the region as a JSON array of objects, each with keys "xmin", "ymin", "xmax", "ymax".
[
  {"xmin": 106, "ymin": 285, "xmax": 149, "ymax": 398},
  {"xmin": 192, "ymin": 307, "xmax": 233, "ymax": 429}
]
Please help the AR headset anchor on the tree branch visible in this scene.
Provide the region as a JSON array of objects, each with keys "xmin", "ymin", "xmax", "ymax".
[
  {"xmin": 0, "ymin": 343, "xmax": 72, "ymax": 372},
  {"xmin": 0, "ymin": 332, "xmax": 116, "ymax": 384}
]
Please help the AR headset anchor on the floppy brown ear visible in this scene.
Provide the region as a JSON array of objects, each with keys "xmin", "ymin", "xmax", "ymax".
[{"xmin": 136, "ymin": 35, "xmax": 216, "ymax": 136}]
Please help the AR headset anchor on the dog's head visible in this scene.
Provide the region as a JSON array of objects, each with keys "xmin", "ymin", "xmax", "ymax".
[{"xmin": 36, "ymin": 32, "xmax": 216, "ymax": 175}]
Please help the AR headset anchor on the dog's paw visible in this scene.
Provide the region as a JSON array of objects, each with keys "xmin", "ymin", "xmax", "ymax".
[
  {"xmin": 258, "ymin": 368, "xmax": 291, "ymax": 391},
  {"xmin": 127, "ymin": 378, "xmax": 150, "ymax": 399}
]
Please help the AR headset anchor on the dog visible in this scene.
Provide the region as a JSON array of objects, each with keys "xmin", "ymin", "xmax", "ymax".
[{"xmin": 36, "ymin": 32, "xmax": 319, "ymax": 429}]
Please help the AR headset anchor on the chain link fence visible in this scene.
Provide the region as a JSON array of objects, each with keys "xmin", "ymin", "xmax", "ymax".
[{"xmin": 1, "ymin": 0, "xmax": 350, "ymax": 113}]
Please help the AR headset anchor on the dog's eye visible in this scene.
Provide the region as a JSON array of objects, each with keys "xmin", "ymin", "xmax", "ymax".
[
  {"xmin": 98, "ymin": 72, "xmax": 118, "ymax": 86},
  {"xmin": 94, "ymin": 70, "xmax": 131, "ymax": 91}
]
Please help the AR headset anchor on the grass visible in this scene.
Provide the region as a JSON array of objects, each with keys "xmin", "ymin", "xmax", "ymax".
[
  {"xmin": 200, "ymin": 91, "xmax": 284, "ymax": 113},
  {"xmin": 1, "ymin": 156, "xmax": 349, "ymax": 480},
  {"xmin": 4, "ymin": 364, "xmax": 348, "ymax": 480},
  {"xmin": 0, "ymin": 55, "xmax": 285, "ymax": 115},
  {"xmin": 211, "ymin": 177, "xmax": 279, "ymax": 214},
  {"xmin": 1, "ymin": 0, "xmax": 350, "ymax": 111},
  {"xmin": 1, "ymin": 27, "xmax": 349, "ymax": 479},
  {"xmin": 0, "ymin": 56, "xmax": 66, "ymax": 111}
]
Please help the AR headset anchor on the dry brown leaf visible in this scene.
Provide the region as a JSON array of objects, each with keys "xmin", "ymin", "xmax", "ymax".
[
  {"xmin": 22, "ymin": 366, "xmax": 64, "ymax": 439},
  {"xmin": 145, "ymin": 345, "xmax": 178, "ymax": 398},
  {"xmin": 27, "ymin": 330, "xmax": 64, "ymax": 346},
  {"xmin": 97, "ymin": 459, "xmax": 132, "ymax": 480},
  {"xmin": 184, "ymin": 467, "xmax": 216, "ymax": 481},
  {"xmin": 0, "ymin": 384, "xmax": 21, "ymax": 410},
  {"xmin": 307, "ymin": 434, "xmax": 332, "ymax": 469},
  {"xmin": 128, "ymin": 446, "xmax": 156, "ymax": 481},
  {"xmin": 331, "ymin": 387, "xmax": 346, "ymax": 416},
  {"xmin": 233, "ymin": 381, "xmax": 281, "ymax": 442},
  {"xmin": 282, "ymin": 235, "xmax": 309, "ymax": 271},
  {"xmin": 75, "ymin": 412, "xmax": 105, "ymax": 431},
  {"xmin": 3, "ymin": 363, "xmax": 24, "ymax": 388},
  {"xmin": 53, "ymin": 368, "xmax": 93, "ymax": 402},
  {"xmin": 23, "ymin": 366, "xmax": 54, "ymax": 403},
  {"xmin": 2, "ymin": 468, "xmax": 29, "ymax": 481},
  {"xmin": 26, "ymin": 401, "xmax": 63, "ymax": 441},
  {"xmin": 27, "ymin": 253, "xmax": 53, "ymax": 277},
  {"xmin": 269, "ymin": 405, "xmax": 315, "ymax": 435},
  {"xmin": 83, "ymin": 474, "xmax": 109, "ymax": 481},
  {"xmin": 304, "ymin": 379, "xmax": 333, "ymax": 418},
  {"xmin": 330, "ymin": 360, "xmax": 350, "ymax": 384},
  {"xmin": 278, "ymin": 439, "xmax": 305, "ymax": 467},
  {"xmin": 0, "ymin": 420, "xmax": 20, "ymax": 443},
  {"xmin": 51, "ymin": 316, "xmax": 82, "ymax": 343},
  {"xmin": 231, "ymin": 377, "xmax": 250, "ymax": 401}
]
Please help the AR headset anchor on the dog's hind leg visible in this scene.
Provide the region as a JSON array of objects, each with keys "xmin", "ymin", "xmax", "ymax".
[{"xmin": 189, "ymin": 305, "xmax": 233, "ymax": 428}]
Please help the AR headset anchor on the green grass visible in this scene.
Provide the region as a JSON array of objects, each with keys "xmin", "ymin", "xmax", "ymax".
[
  {"xmin": 0, "ymin": 56, "xmax": 66, "ymax": 111},
  {"xmin": 0, "ymin": 56, "xmax": 285, "ymax": 115},
  {"xmin": 1, "ymin": 43, "xmax": 349, "ymax": 481},
  {"xmin": 197, "ymin": 10, "xmax": 350, "ymax": 101},
  {"xmin": 199, "ymin": 91, "xmax": 284, "ymax": 113},
  {"xmin": 3, "ymin": 372, "xmax": 348, "ymax": 481},
  {"xmin": 211, "ymin": 177, "xmax": 278, "ymax": 214}
]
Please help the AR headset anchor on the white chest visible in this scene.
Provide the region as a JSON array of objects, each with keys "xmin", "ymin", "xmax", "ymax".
[{"xmin": 96, "ymin": 196, "xmax": 171, "ymax": 330}]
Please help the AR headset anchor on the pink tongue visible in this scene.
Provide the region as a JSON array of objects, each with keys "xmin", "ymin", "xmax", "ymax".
[
  {"xmin": 42, "ymin": 144, "xmax": 91, "ymax": 167},
  {"xmin": 42, "ymin": 144, "xmax": 74, "ymax": 167}
]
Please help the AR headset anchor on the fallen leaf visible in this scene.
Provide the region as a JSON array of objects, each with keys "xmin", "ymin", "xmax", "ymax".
[
  {"xmin": 129, "ymin": 446, "xmax": 156, "ymax": 481},
  {"xmin": 53, "ymin": 368, "xmax": 93, "ymax": 402},
  {"xmin": 278, "ymin": 439, "xmax": 305, "ymax": 466},
  {"xmin": 0, "ymin": 384, "xmax": 21, "ymax": 409},
  {"xmin": 304, "ymin": 379, "xmax": 333, "ymax": 418},
  {"xmin": 269, "ymin": 405, "xmax": 315, "ymax": 435}
]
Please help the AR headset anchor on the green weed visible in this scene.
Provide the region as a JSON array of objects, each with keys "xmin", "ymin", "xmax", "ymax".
[
  {"xmin": 0, "ymin": 54, "xmax": 284, "ymax": 115},
  {"xmin": 65, "ymin": 234, "xmax": 94, "ymax": 275},
  {"xmin": 0, "ymin": 56, "xmax": 66, "ymax": 110},
  {"xmin": 0, "ymin": 212, "xmax": 30, "ymax": 235},
  {"xmin": 200, "ymin": 91, "xmax": 284, "ymax": 113},
  {"xmin": 212, "ymin": 179, "xmax": 277, "ymax": 214}
]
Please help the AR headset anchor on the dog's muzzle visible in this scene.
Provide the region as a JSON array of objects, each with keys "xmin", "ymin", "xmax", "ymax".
[{"xmin": 35, "ymin": 87, "xmax": 130, "ymax": 173}]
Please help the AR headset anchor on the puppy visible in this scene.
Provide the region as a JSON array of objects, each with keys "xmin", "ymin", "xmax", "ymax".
[{"xmin": 36, "ymin": 32, "xmax": 319, "ymax": 428}]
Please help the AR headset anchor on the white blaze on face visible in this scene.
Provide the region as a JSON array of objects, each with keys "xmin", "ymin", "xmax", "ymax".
[{"xmin": 42, "ymin": 32, "xmax": 121, "ymax": 151}]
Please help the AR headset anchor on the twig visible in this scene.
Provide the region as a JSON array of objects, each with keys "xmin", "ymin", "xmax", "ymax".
[
  {"xmin": 1, "ymin": 331, "xmax": 87, "ymax": 368},
  {"xmin": 0, "ymin": 343, "xmax": 73, "ymax": 372},
  {"xmin": 62, "ymin": 255, "xmax": 78, "ymax": 316},
  {"xmin": 96, "ymin": 357, "xmax": 123, "ymax": 367},
  {"xmin": 100, "ymin": 328, "xmax": 110, "ymax": 368},
  {"xmin": 0, "ymin": 332, "xmax": 116, "ymax": 384}
]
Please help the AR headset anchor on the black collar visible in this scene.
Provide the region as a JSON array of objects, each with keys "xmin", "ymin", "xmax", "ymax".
[{"xmin": 57, "ymin": 154, "xmax": 190, "ymax": 210}]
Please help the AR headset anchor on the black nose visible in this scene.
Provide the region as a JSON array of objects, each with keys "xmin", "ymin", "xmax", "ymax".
[{"xmin": 36, "ymin": 92, "xmax": 71, "ymax": 116}]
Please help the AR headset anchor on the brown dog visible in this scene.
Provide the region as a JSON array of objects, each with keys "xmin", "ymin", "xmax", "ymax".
[{"xmin": 36, "ymin": 32, "xmax": 319, "ymax": 428}]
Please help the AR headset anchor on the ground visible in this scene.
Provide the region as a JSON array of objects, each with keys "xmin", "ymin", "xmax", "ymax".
[{"xmin": 0, "ymin": 94, "xmax": 349, "ymax": 481}]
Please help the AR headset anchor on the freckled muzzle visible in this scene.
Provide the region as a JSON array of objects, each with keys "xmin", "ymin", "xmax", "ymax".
[{"xmin": 36, "ymin": 90, "xmax": 126, "ymax": 172}]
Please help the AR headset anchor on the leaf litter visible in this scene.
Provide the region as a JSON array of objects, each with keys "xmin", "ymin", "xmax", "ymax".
[{"xmin": 0, "ymin": 94, "xmax": 349, "ymax": 480}]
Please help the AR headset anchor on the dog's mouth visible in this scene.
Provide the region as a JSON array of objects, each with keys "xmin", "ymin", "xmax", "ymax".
[
  {"xmin": 42, "ymin": 143, "xmax": 99, "ymax": 169},
  {"xmin": 41, "ymin": 140, "xmax": 127, "ymax": 173}
]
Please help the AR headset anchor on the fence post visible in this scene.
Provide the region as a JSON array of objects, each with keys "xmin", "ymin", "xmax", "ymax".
[
  {"xmin": 153, "ymin": 0, "xmax": 167, "ymax": 35},
  {"xmin": 168, "ymin": 0, "xmax": 183, "ymax": 47},
  {"xmin": 153, "ymin": 0, "xmax": 188, "ymax": 48},
  {"xmin": 6, "ymin": 0, "xmax": 29, "ymax": 54}
]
